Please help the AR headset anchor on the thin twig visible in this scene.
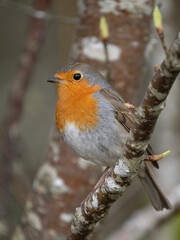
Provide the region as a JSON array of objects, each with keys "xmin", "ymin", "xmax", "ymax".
[
  {"xmin": 157, "ymin": 30, "xmax": 168, "ymax": 56},
  {"xmin": 67, "ymin": 36, "xmax": 180, "ymax": 240},
  {"xmin": 99, "ymin": 16, "xmax": 111, "ymax": 81},
  {"xmin": 102, "ymin": 39, "xmax": 111, "ymax": 81},
  {"xmin": 153, "ymin": 5, "xmax": 168, "ymax": 56},
  {"xmin": 0, "ymin": 0, "xmax": 78, "ymax": 25}
]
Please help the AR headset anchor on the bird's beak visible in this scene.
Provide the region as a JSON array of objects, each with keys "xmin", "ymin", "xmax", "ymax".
[{"xmin": 47, "ymin": 77, "xmax": 61, "ymax": 84}]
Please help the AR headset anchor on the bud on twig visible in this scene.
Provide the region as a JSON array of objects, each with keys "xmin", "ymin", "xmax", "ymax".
[
  {"xmin": 99, "ymin": 16, "xmax": 110, "ymax": 80},
  {"xmin": 99, "ymin": 16, "xmax": 109, "ymax": 40},
  {"xmin": 147, "ymin": 150, "xmax": 171, "ymax": 162},
  {"xmin": 153, "ymin": 6, "xmax": 168, "ymax": 55}
]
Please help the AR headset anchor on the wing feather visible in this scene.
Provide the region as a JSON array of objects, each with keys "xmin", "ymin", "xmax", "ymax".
[{"xmin": 100, "ymin": 88, "xmax": 159, "ymax": 168}]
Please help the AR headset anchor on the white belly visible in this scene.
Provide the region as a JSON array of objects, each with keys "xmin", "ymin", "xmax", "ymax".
[{"xmin": 63, "ymin": 121, "xmax": 126, "ymax": 166}]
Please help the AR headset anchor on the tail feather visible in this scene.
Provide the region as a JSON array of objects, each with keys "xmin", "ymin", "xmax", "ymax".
[{"xmin": 138, "ymin": 162, "xmax": 172, "ymax": 211}]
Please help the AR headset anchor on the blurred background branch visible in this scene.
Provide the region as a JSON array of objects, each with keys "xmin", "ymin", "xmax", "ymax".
[
  {"xmin": 109, "ymin": 184, "xmax": 180, "ymax": 240},
  {"xmin": 0, "ymin": 0, "xmax": 53, "ymax": 239},
  {"xmin": 0, "ymin": 0, "xmax": 78, "ymax": 24}
]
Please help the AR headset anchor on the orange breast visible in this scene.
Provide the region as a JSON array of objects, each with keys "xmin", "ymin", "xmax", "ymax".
[{"xmin": 56, "ymin": 79, "xmax": 101, "ymax": 133}]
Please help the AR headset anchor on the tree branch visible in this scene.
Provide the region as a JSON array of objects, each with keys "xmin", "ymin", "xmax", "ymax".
[{"xmin": 67, "ymin": 36, "xmax": 180, "ymax": 240}]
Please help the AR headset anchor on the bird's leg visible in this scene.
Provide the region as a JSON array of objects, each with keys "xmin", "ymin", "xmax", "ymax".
[
  {"xmin": 82, "ymin": 167, "xmax": 110, "ymax": 213},
  {"xmin": 93, "ymin": 166, "xmax": 110, "ymax": 190}
]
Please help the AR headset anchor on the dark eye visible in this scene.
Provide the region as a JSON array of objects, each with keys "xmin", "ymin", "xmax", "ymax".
[{"xmin": 73, "ymin": 73, "xmax": 82, "ymax": 81}]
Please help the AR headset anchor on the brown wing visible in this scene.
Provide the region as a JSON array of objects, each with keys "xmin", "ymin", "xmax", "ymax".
[
  {"xmin": 100, "ymin": 88, "xmax": 134, "ymax": 132},
  {"xmin": 100, "ymin": 88, "xmax": 159, "ymax": 168}
]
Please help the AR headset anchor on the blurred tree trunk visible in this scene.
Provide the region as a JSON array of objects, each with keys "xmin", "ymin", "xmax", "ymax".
[
  {"xmin": 0, "ymin": 0, "xmax": 53, "ymax": 239},
  {"xmin": 13, "ymin": 0, "xmax": 154, "ymax": 239}
]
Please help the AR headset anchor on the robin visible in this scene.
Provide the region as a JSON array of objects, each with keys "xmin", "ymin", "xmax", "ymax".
[{"xmin": 47, "ymin": 62, "xmax": 171, "ymax": 211}]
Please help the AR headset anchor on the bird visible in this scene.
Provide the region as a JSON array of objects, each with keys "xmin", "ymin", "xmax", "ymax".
[{"xmin": 47, "ymin": 62, "xmax": 171, "ymax": 211}]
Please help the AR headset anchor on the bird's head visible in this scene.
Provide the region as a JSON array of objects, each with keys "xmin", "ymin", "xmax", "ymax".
[{"xmin": 47, "ymin": 62, "xmax": 107, "ymax": 93}]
